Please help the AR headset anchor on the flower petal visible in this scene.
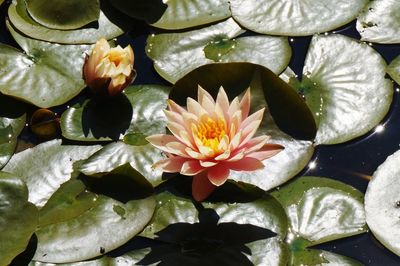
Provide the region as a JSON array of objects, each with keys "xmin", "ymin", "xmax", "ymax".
[
  {"xmin": 239, "ymin": 88, "xmax": 251, "ymax": 119},
  {"xmin": 198, "ymin": 85, "xmax": 215, "ymax": 107},
  {"xmin": 146, "ymin": 134, "xmax": 180, "ymax": 153},
  {"xmin": 153, "ymin": 157, "xmax": 188, "ymax": 173},
  {"xmin": 192, "ymin": 171, "xmax": 216, "ymax": 202},
  {"xmin": 226, "ymin": 157, "xmax": 265, "ymax": 171},
  {"xmin": 167, "ymin": 99, "xmax": 186, "ymax": 114},
  {"xmin": 200, "ymin": 160, "xmax": 218, "ymax": 167},
  {"xmin": 247, "ymin": 144, "xmax": 284, "ymax": 161},
  {"xmin": 181, "ymin": 160, "xmax": 205, "ymax": 176},
  {"xmin": 187, "ymin": 97, "xmax": 207, "ymax": 117},
  {"xmin": 243, "ymin": 135, "xmax": 270, "ymax": 154},
  {"xmin": 208, "ymin": 165, "xmax": 230, "ymax": 186},
  {"xmin": 240, "ymin": 108, "xmax": 265, "ymax": 130}
]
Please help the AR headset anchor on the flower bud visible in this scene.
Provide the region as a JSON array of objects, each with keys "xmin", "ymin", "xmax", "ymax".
[{"xmin": 83, "ymin": 38, "xmax": 136, "ymax": 96}]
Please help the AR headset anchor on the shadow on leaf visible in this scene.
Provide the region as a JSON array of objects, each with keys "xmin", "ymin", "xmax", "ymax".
[
  {"xmin": 81, "ymin": 93, "xmax": 132, "ymax": 140},
  {"xmin": 137, "ymin": 207, "xmax": 276, "ymax": 266}
]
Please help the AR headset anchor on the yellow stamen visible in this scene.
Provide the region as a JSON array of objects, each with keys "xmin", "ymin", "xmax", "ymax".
[{"xmin": 194, "ymin": 116, "xmax": 227, "ymax": 154}]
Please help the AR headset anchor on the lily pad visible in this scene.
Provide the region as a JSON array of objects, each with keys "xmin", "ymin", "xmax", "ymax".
[
  {"xmin": 25, "ymin": 0, "xmax": 100, "ymax": 30},
  {"xmin": 291, "ymin": 249, "xmax": 363, "ymax": 266},
  {"xmin": 0, "ymin": 22, "xmax": 91, "ymax": 108},
  {"xmin": 387, "ymin": 55, "xmax": 400, "ymax": 85},
  {"xmin": 34, "ymin": 189, "xmax": 156, "ymax": 263},
  {"xmin": 230, "ymin": 0, "xmax": 368, "ymax": 36},
  {"xmin": 356, "ymin": 0, "xmax": 400, "ymax": 44},
  {"xmin": 291, "ymin": 34, "xmax": 393, "ymax": 145},
  {"xmin": 272, "ymin": 176, "xmax": 366, "ymax": 246},
  {"xmin": 80, "ymin": 141, "xmax": 166, "ymax": 187},
  {"xmin": 8, "ymin": 0, "xmax": 123, "ymax": 44},
  {"xmin": 365, "ymin": 150, "xmax": 400, "ymax": 256},
  {"xmin": 0, "ymin": 172, "xmax": 38, "ymax": 266},
  {"xmin": 61, "ymin": 85, "xmax": 170, "ymax": 142},
  {"xmin": 139, "ymin": 191, "xmax": 287, "ymax": 265},
  {"xmin": 147, "ymin": 18, "xmax": 292, "ymax": 84},
  {"xmin": 0, "ymin": 116, "xmax": 25, "ymax": 169},
  {"xmin": 108, "ymin": 0, "xmax": 167, "ymax": 24},
  {"xmin": 151, "ymin": 0, "xmax": 230, "ymax": 30},
  {"xmin": 3, "ymin": 139, "xmax": 101, "ymax": 208},
  {"xmin": 170, "ymin": 62, "xmax": 315, "ymax": 191}
]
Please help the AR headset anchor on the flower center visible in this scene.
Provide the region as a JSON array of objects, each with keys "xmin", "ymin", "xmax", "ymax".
[
  {"xmin": 108, "ymin": 49, "xmax": 123, "ymax": 67},
  {"xmin": 195, "ymin": 117, "xmax": 227, "ymax": 152}
]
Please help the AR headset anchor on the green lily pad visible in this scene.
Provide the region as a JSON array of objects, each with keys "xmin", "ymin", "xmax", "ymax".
[
  {"xmin": 26, "ymin": 0, "xmax": 100, "ymax": 30},
  {"xmin": 108, "ymin": 0, "xmax": 167, "ymax": 24},
  {"xmin": 147, "ymin": 18, "xmax": 292, "ymax": 84},
  {"xmin": 139, "ymin": 190, "xmax": 287, "ymax": 265},
  {"xmin": 169, "ymin": 62, "xmax": 315, "ymax": 191},
  {"xmin": 272, "ymin": 176, "xmax": 366, "ymax": 246},
  {"xmin": 230, "ymin": 0, "xmax": 368, "ymax": 36},
  {"xmin": 356, "ymin": 0, "xmax": 400, "ymax": 44},
  {"xmin": 80, "ymin": 141, "xmax": 166, "ymax": 187},
  {"xmin": 0, "ymin": 95, "xmax": 26, "ymax": 168},
  {"xmin": 291, "ymin": 34, "xmax": 393, "ymax": 145},
  {"xmin": 34, "ymin": 190, "xmax": 156, "ymax": 263},
  {"xmin": 0, "ymin": 0, "xmax": 4, "ymax": 6},
  {"xmin": 151, "ymin": 0, "xmax": 230, "ymax": 30},
  {"xmin": 8, "ymin": 0, "xmax": 123, "ymax": 44},
  {"xmin": 0, "ymin": 172, "xmax": 38, "ymax": 266},
  {"xmin": 61, "ymin": 85, "xmax": 170, "ymax": 142},
  {"xmin": 3, "ymin": 139, "xmax": 101, "ymax": 208},
  {"xmin": 0, "ymin": 22, "xmax": 91, "ymax": 108},
  {"xmin": 387, "ymin": 55, "xmax": 400, "ymax": 85},
  {"xmin": 365, "ymin": 150, "xmax": 400, "ymax": 256},
  {"xmin": 291, "ymin": 249, "xmax": 363, "ymax": 266}
]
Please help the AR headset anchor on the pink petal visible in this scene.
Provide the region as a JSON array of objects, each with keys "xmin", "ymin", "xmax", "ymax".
[
  {"xmin": 167, "ymin": 99, "xmax": 186, "ymax": 114},
  {"xmin": 146, "ymin": 134, "xmax": 181, "ymax": 153},
  {"xmin": 187, "ymin": 97, "xmax": 207, "ymax": 117},
  {"xmin": 181, "ymin": 160, "xmax": 205, "ymax": 176},
  {"xmin": 240, "ymin": 108, "xmax": 265, "ymax": 130},
  {"xmin": 216, "ymin": 86, "xmax": 230, "ymax": 111},
  {"xmin": 153, "ymin": 157, "xmax": 188, "ymax": 173},
  {"xmin": 239, "ymin": 88, "xmax": 251, "ymax": 119},
  {"xmin": 239, "ymin": 119, "xmax": 262, "ymax": 147},
  {"xmin": 242, "ymin": 135, "xmax": 270, "ymax": 154},
  {"xmin": 226, "ymin": 157, "xmax": 265, "ymax": 171},
  {"xmin": 228, "ymin": 97, "xmax": 240, "ymax": 120},
  {"xmin": 247, "ymin": 144, "xmax": 284, "ymax": 161},
  {"xmin": 192, "ymin": 171, "xmax": 216, "ymax": 202},
  {"xmin": 226, "ymin": 150, "xmax": 245, "ymax": 162},
  {"xmin": 167, "ymin": 122, "xmax": 195, "ymax": 149},
  {"xmin": 200, "ymin": 160, "xmax": 218, "ymax": 167},
  {"xmin": 208, "ymin": 165, "xmax": 230, "ymax": 186},
  {"xmin": 166, "ymin": 142, "xmax": 190, "ymax": 157},
  {"xmin": 198, "ymin": 86, "xmax": 216, "ymax": 107},
  {"xmin": 185, "ymin": 147, "xmax": 205, "ymax": 160}
]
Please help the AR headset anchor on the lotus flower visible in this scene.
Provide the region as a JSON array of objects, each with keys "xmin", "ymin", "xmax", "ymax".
[
  {"xmin": 147, "ymin": 86, "xmax": 284, "ymax": 201},
  {"xmin": 83, "ymin": 38, "xmax": 136, "ymax": 96}
]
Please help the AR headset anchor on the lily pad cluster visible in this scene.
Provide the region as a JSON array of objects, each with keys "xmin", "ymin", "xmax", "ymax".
[{"xmin": 0, "ymin": 0, "xmax": 399, "ymax": 264}]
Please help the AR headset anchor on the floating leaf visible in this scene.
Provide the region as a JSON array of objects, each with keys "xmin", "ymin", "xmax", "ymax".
[
  {"xmin": 139, "ymin": 191, "xmax": 287, "ymax": 265},
  {"xmin": 272, "ymin": 176, "xmax": 366, "ymax": 246},
  {"xmin": 151, "ymin": 0, "xmax": 230, "ymax": 30},
  {"xmin": 108, "ymin": 0, "xmax": 165, "ymax": 24},
  {"xmin": 291, "ymin": 34, "xmax": 392, "ymax": 145},
  {"xmin": 356, "ymin": 0, "xmax": 400, "ymax": 44},
  {"xmin": 0, "ymin": 172, "xmax": 38, "ymax": 265},
  {"xmin": 80, "ymin": 141, "xmax": 166, "ymax": 187},
  {"xmin": 25, "ymin": 0, "xmax": 100, "ymax": 30},
  {"xmin": 147, "ymin": 18, "xmax": 291, "ymax": 84},
  {"xmin": 170, "ymin": 62, "xmax": 315, "ymax": 191},
  {"xmin": 8, "ymin": 0, "xmax": 123, "ymax": 44},
  {"xmin": 291, "ymin": 249, "xmax": 363, "ymax": 266},
  {"xmin": 0, "ymin": 95, "xmax": 26, "ymax": 168},
  {"xmin": 365, "ymin": 150, "xmax": 400, "ymax": 256},
  {"xmin": 230, "ymin": 0, "xmax": 368, "ymax": 36},
  {"xmin": 0, "ymin": 22, "xmax": 91, "ymax": 108},
  {"xmin": 387, "ymin": 55, "xmax": 400, "ymax": 85},
  {"xmin": 34, "ymin": 193, "xmax": 156, "ymax": 263},
  {"xmin": 61, "ymin": 85, "xmax": 170, "ymax": 142},
  {"xmin": 3, "ymin": 139, "xmax": 101, "ymax": 207}
]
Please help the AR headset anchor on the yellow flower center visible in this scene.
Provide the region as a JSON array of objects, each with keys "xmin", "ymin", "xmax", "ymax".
[
  {"xmin": 195, "ymin": 117, "xmax": 227, "ymax": 152},
  {"xmin": 108, "ymin": 49, "xmax": 124, "ymax": 67}
]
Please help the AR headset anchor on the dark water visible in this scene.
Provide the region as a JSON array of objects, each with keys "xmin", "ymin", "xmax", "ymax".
[{"xmin": 1, "ymin": 2, "xmax": 400, "ymax": 265}]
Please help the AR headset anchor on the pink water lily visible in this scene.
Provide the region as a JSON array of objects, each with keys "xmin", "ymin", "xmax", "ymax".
[{"xmin": 147, "ymin": 86, "xmax": 284, "ymax": 201}]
